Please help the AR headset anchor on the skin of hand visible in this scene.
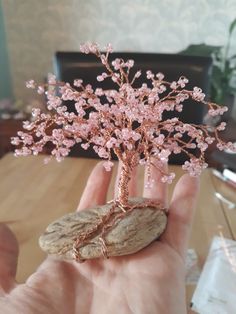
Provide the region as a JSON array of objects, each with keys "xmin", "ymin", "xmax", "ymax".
[{"xmin": 0, "ymin": 161, "xmax": 199, "ymax": 314}]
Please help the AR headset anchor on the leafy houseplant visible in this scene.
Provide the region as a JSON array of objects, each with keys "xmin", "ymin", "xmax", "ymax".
[
  {"xmin": 180, "ymin": 18, "xmax": 236, "ymax": 108},
  {"xmin": 11, "ymin": 43, "xmax": 235, "ymax": 262}
]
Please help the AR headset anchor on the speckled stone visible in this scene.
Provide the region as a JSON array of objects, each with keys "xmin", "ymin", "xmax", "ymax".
[{"xmin": 39, "ymin": 198, "xmax": 167, "ymax": 261}]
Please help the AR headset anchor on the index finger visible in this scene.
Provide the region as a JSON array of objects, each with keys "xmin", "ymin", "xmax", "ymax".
[{"xmin": 77, "ymin": 161, "xmax": 113, "ymax": 211}]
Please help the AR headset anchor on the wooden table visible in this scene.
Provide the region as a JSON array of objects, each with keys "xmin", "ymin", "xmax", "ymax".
[
  {"xmin": 0, "ymin": 119, "xmax": 24, "ymax": 158},
  {"xmin": 0, "ymin": 153, "xmax": 235, "ymax": 312}
]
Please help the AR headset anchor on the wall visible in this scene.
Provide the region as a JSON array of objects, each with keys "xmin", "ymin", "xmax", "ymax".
[
  {"xmin": 0, "ymin": 0, "xmax": 12, "ymax": 100},
  {"xmin": 2, "ymin": 0, "xmax": 236, "ymax": 102}
]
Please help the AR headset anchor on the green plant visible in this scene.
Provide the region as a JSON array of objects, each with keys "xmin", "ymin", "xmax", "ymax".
[{"xmin": 180, "ymin": 18, "xmax": 236, "ymax": 104}]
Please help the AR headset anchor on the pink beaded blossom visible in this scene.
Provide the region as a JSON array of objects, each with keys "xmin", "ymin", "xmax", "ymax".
[{"xmin": 13, "ymin": 43, "xmax": 236, "ymax": 204}]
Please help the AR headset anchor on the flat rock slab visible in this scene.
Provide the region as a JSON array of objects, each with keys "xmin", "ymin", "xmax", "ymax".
[{"xmin": 39, "ymin": 198, "xmax": 167, "ymax": 261}]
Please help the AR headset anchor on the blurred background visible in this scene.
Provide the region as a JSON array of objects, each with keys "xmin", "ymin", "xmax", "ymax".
[
  {"xmin": 0, "ymin": 0, "xmax": 236, "ymax": 156},
  {"xmin": 1, "ymin": 0, "xmax": 236, "ymax": 103}
]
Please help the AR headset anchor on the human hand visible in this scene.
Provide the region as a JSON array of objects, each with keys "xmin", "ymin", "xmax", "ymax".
[{"xmin": 0, "ymin": 161, "xmax": 199, "ymax": 314}]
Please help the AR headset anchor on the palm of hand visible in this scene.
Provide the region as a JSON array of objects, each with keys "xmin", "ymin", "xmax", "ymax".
[{"xmin": 0, "ymin": 162, "xmax": 199, "ymax": 314}]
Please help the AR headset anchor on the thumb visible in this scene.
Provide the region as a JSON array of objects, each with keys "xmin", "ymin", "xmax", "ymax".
[{"xmin": 0, "ymin": 223, "xmax": 19, "ymax": 294}]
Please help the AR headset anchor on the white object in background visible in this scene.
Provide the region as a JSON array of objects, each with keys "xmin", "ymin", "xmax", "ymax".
[
  {"xmin": 215, "ymin": 192, "xmax": 236, "ymax": 209},
  {"xmin": 191, "ymin": 236, "xmax": 236, "ymax": 314},
  {"xmin": 212, "ymin": 169, "xmax": 236, "ymax": 188},
  {"xmin": 186, "ymin": 249, "xmax": 201, "ymax": 284},
  {"xmin": 224, "ymin": 142, "xmax": 236, "ymax": 154},
  {"xmin": 223, "ymin": 169, "xmax": 236, "ymax": 184}
]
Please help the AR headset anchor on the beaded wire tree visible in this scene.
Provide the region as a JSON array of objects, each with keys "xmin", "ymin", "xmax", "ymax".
[{"xmin": 11, "ymin": 43, "xmax": 236, "ymax": 260}]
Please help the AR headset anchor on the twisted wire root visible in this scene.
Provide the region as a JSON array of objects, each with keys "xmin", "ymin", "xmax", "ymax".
[
  {"xmin": 72, "ymin": 242, "xmax": 85, "ymax": 263},
  {"xmin": 98, "ymin": 237, "xmax": 109, "ymax": 259},
  {"xmin": 71, "ymin": 199, "xmax": 166, "ymax": 262}
]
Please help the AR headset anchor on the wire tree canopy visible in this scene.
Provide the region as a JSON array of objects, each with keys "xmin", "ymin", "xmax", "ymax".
[{"xmin": 12, "ymin": 43, "xmax": 235, "ymax": 205}]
